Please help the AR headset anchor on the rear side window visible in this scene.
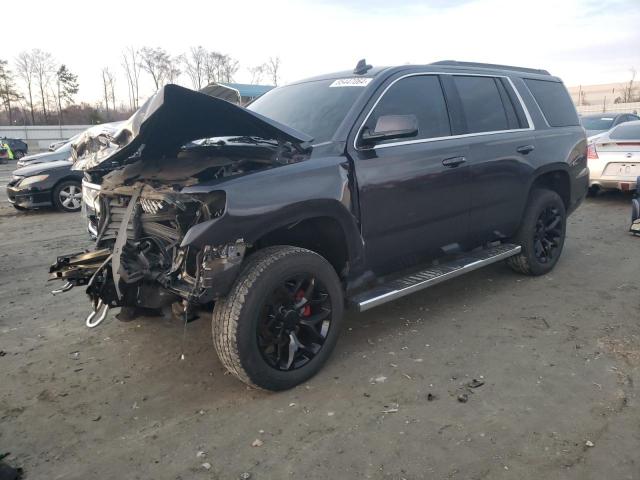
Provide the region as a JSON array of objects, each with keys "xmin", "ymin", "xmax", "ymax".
[
  {"xmin": 524, "ymin": 79, "xmax": 579, "ymax": 127},
  {"xmin": 609, "ymin": 122, "xmax": 640, "ymax": 140},
  {"xmin": 363, "ymin": 75, "xmax": 451, "ymax": 144},
  {"xmin": 453, "ymin": 76, "xmax": 511, "ymax": 133}
]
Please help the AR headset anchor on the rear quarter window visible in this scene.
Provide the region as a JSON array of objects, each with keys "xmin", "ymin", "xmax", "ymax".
[
  {"xmin": 609, "ymin": 122, "xmax": 640, "ymax": 140},
  {"xmin": 524, "ymin": 79, "xmax": 579, "ymax": 127}
]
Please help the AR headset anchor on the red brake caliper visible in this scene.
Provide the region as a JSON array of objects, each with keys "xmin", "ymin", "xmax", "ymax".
[{"xmin": 296, "ymin": 290, "xmax": 311, "ymax": 317}]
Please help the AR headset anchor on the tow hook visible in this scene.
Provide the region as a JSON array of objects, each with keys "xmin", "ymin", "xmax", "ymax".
[
  {"xmin": 51, "ymin": 282, "xmax": 74, "ymax": 295},
  {"xmin": 86, "ymin": 299, "xmax": 109, "ymax": 328}
]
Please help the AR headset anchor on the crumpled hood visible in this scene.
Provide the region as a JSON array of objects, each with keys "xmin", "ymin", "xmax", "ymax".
[{"xmin": 72, "ymin": 84, "xmax": 313, "ymax": 171}]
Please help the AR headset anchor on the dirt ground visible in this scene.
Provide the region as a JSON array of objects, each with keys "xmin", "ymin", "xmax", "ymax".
[{"xmin": 1, "ymin": 161, "xmax": 638, "ymax": 480}]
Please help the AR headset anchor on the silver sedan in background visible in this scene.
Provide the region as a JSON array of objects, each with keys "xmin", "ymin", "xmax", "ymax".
[
  {"xmin": 588, "ymin": 120, "xmax": 640, "ymax": 194},
  {"xmin": 581, "ymin": 112, "xmax": 639, "ymax": 138}
]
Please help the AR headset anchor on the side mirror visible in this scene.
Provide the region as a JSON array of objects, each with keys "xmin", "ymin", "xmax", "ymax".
[{"xmin": 360, "ymin": 114, "xmax": 418, "ymax": 146}]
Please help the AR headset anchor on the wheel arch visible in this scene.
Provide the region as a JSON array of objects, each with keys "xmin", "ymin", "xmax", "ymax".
[
  {"xmin": 181, "ymin": 199, "xmax": 364, "ymax": 276},
  {"xmin": 528, "ymin": 165, "xmax": 571, "ymax": 210},
  {"xmin": 252, "ymin": 215, "xmax": 352, "ymax": 278}
]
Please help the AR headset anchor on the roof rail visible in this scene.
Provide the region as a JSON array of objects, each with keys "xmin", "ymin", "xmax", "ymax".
[{"xmin": 431, "ymin": 60, "xmax": 550, "ymax": 76}]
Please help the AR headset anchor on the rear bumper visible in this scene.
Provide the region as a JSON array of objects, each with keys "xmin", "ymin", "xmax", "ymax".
[
  {"xmin": 589, "ymin": 158, "xmax": 639, "ymax": 191},
  {"xmin": 6, "ymin": 185, "xmax": 53, "ymax": 209},
  {"xmin": 590, "ymin": 177, "xmax": 637, "ymax": 191}
]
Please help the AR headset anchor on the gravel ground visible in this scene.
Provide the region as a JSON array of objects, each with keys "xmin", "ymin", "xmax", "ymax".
[{"xmin": 1, "ymin": 161, "xmax": 638, "ymax": 480}]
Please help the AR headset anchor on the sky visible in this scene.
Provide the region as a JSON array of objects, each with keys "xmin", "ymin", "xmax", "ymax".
[{"xmin": 4, "ymin": 0, "xmax": 640, "ymax": 105}]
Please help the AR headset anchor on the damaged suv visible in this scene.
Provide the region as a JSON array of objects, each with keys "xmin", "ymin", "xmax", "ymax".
[{"xmin": 50, "ymin": 61, "xmax": 588, "ymax": 390}]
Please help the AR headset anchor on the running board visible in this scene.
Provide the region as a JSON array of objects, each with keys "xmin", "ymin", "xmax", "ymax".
[{"xmin": 350, "ymin": 244, "xmax": 521, "ymax": 312}]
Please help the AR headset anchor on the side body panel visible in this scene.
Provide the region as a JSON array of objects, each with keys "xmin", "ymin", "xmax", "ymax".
[
  {"xmin": 351, "ymin": 140, "xmax": 471, "ymax": 273},
  {"xmin": 180, "ymin": 154, "xmax": 367, "ymax": 276},
  {"xmin": 457, "ymin": 130, "xmax": 535, "ymax": 243}
]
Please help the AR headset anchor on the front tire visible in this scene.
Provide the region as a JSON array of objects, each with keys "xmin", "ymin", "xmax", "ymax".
[
  {"xmin": 52, "ymin": 180, "xmax": 82, "ymax": 212},
  {"xmin": 212, "ymin": 246, "xmax": 344, "ymax": 391},
  {"xmin": 507, "ymin": 189, "xmax": 566, "ymax": 276}
]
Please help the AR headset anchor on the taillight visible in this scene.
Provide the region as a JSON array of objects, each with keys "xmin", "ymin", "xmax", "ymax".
[{"xmin": 587, "ymin": 143, "xmax": 598, "ymax": 160}]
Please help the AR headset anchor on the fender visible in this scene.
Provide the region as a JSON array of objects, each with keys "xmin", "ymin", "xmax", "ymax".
[{"xmin": 180, "ymin": 155, "xmax": 366, "ymax": 273}]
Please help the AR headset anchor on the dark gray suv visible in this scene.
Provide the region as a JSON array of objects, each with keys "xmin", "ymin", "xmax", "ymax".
[{"xmin": 51, "ymin": 60, "xmax": 588, "ymax": 390}]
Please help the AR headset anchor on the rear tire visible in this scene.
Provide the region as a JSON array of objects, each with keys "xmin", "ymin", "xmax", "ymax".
[
  {"xmin": 212, "ymin": 246, "xmax": 344, "ymax": 391},
  {"xmin": 52, "ymin": 180, "xmax": 82, "ymax": 212},
  {"xmin": 587, "ymin": 185, "xmax": 600, "ymax": 197},
  {"xmin": 507, "ymin": 189, "xmax": 566, "ymax": 276}
]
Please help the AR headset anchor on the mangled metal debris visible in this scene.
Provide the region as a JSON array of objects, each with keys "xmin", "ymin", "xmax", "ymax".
[{"xmin": 49, "ymin": 84, "xmax": 314, "ymax": 326}]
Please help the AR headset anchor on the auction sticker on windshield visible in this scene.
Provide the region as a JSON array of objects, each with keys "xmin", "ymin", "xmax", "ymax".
[{"xmin": 330, "ymin": 78, "xmax": 372, "ymax": 87}]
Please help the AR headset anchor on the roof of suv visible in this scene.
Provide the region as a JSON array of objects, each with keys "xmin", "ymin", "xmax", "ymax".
[{"xmin": 291, "ymin": 60, "xmax": 559, "ymax": 86}]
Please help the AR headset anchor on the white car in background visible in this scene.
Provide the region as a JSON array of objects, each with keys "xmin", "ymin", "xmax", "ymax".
[
  {"xmin": 49, "ymin": 133, "xmax": 81, "ymax": 152},
  {"xmin": 587, "ymin": 120, "xmax": 640, "ymax": 195},
  {"xmin": 581, "ymin": 113, "xmax": 639, "ymax": 138}
]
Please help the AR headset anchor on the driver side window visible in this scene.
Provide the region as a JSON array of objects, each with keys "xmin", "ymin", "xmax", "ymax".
[{"xmin": 363, "ymin": 75, "xmax": 451, "ymax": 145}]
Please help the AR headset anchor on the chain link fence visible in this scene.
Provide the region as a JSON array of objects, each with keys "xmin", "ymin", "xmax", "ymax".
[{"xmin": 576, "ymin": 102, "xmax": 640, "ymax": 115}]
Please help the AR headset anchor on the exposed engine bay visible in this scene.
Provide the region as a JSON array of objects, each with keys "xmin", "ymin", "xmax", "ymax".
[{"xmin": 49, "ymin": 84, "xmax": 313, "ymax": 326}]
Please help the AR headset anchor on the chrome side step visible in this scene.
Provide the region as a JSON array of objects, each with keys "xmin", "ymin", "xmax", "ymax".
[{"xmin": 350, "ymin": 244, "xmax": 521, "ymax": 312}]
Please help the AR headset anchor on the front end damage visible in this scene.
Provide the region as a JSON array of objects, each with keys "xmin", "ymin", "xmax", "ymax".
[
  {"xmin": 50, "ymin": 184, "xmax": 244, "ymax": 325},
  {"xmin": 49, "ymin": 84, "xmax": 312, "ymax": 326}
]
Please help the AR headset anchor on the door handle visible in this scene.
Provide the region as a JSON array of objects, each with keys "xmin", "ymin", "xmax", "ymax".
[
  {"xmin": 516, "ymin": 144, "xmax": 535, "ymax": 155},
  {"xmin": 442, "ymin": 156, "xmax": 466, "ymax": 168}
]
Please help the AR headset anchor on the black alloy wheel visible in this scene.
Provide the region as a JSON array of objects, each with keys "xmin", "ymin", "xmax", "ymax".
[
  {"xmin": 507, "ymin": 188, "xmax": 566, "ymax": 276},
  {"xmin": 257, "ymin": 274, "xmax": 332, "ymax": 371},
  {"xmin": 533, "ymin": 205, "xmax": 563, "ymax": 264},
  {"xmin": 212, "ymin": 246, "xmax": 345, "ymax": 391}
]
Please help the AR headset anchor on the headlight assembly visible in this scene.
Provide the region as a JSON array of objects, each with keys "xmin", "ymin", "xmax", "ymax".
[{"xmin": 19, "ymin": 174, "xmax": 49, "ymax": 187}]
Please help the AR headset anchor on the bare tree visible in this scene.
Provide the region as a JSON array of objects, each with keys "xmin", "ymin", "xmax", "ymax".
[
  {"xmin": 32, "ymin": 49, "xmax": 56, "ymax": 122},
  {"xmin": 620, "ymin": 68, "xmax": 638, "ymax": 103},
  {"xmin": 184, "ymin": 46, "xmax": 207, "ymax": 90},
  {"xmin": 122, "ymin": 47, "xmax": 141, "ymax": 110},
  {"xmin": 166, "ymin": 56, "xmax": 182, "ymax": 84},
  {"xmin": 140, "ymin": 47, "xmax": 171, "ymax": 90},
  {"xmin": 219, "ymin": 54, "xmax": 239, "ymax": 83},
  {"xmin": 248, "ymin": 64, "xmax": 266, "ymax": 84},
  {"xmin": 102, "ymin": 68, "xmax": 111, "ymax": 118},
  {"xmin": 55, "ymin": 64, "xmax": 79, "ymax": 124},
  {"xmin": 15, "ymin": 51, "xmax": 36, "ymax": 124},
  {"xmin": 201, "ymin": 51, "xmax": 239, "ymax": 85},
  {"xmin": 0, "ymin": 59, "xmax": 21, "ymax": 124},
  {"xmin": 265, "ymin": 56, "xmax": 281, "ymax": 86},
  {"xmin": 101, "ymin": 68, "xmax": 117, "ymax": 118},
  {"xmin": 204, "ymin": 51, "xmax": 221, "ymax": 84},
  {"xmin": 108, "ymin": 72, "xmax": 116, "ymax": 113}
]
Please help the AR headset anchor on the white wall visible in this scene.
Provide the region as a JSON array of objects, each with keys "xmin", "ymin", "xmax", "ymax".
[
  {"xmin": 0, "ymin": 125, "xmax": 91, "ymax": 153},
  {"xmin": 576, "ymin": 102, "xmax": 640, "ymax": 115}
]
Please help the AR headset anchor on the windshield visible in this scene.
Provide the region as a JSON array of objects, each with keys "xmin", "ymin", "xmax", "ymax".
[
  {"xmin": 581, "ymin": 116, "xmax": 615, "ymax": 131},
  {"xmin": 248, "ymin": 79, "xmax": 368, "ymax": 144},
  {"xmin": 55, "ymin": 142, "xmax": 72, "ymax": 153}
]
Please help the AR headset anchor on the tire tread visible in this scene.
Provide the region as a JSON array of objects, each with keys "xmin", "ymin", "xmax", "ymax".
[
  {"xmin": 507, "ymin": 188, "xmax": 566, "ymax": 276},
  {"xmin": 212, "ymin": 246, "xmax": 327, "ymax": 389}
]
